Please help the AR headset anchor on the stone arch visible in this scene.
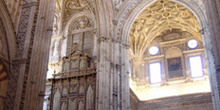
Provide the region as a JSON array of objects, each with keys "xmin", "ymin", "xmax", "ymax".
[
  {"xmin": 117, "ymin": 0, "xmax": 208, "ymax": 42},
  {"xmin": 0, "ymin": 1, "xmax": 16, "ymax": 61},
  {"xmin": 0, "ymin": 2, "xmax": 16, "ymax": 109},
  {"xmin": 116, "ymin": 0, "xmax": 217, "ymax": 109},
  {"xmin": 63, "ymin": 12, "xmax": 97, "ymax": 57},
  {"xmin": 64, "ymin": 11, "xmax": 97, "ymax": 37}
]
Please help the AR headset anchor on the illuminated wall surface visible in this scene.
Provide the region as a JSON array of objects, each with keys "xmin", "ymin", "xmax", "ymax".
[{"xmin": 129, "ymin": 0, "xmax": 211, "ymax": 101}]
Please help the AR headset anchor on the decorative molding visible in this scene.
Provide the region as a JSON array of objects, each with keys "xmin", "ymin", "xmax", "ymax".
[
  {"xmin": 62, "ymin": 0, "xmax": 97, "ymax": 30},
  {"xmin": 18, "ymin": 3, "xmax": 39, "ymax": 110},
  {"xmin": 12, "ymin": 59, "xmax": 27, "ymax": 64},
  {"xmin": 15, "ymin": 6, "xmax": 32, "ymax": 59},
  {"xmin": 69, "ymin": 16, "xmax": 94, "ymax": 32},
  {"xmin": 22, "ymin": 1, "xmax": 39, "ymax": 8},
  {"xmin": 98, "ymin": 37, "xmax": 109, "ymax": 43}
]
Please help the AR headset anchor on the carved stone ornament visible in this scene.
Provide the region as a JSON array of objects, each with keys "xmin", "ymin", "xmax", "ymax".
[
  {"xmin": 69, "ymin": 16, "xmax": 94, "ymax": 31},
  {"xmin": 63, "ymin": 0, "xmax": 96, "ymax": 29},
  {"xmin": 53, "ymin": 12, "xmax": 61, "ymax": 35},
  {"xmin": 66, "ymin": 0, "xmax": 88, "ymax": 10}
]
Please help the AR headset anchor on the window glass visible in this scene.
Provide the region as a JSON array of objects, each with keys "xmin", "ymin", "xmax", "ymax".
[
  {"xmin": 149, "ymin": 62, "xmax": 162, "ymax": 84},
  {"xmin": 189, "ymin": 56, "xmax": 204, "ymax": 78},
  {"xmin": 188, "ymin": 39, "xmax": 198, "ymax": 49},
  {"xmin": 149, "ymin": 46, "xmax": 159, "ymax": 55}
]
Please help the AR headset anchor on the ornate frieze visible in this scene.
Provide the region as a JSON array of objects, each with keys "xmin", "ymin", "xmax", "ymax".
[
  {"xmin": 15, "ymin": 6, "xmax": 31, "ymax": 59},
  {"xmin": 19, "ymin": 4, "xmax": 39, "ymax": 110}
]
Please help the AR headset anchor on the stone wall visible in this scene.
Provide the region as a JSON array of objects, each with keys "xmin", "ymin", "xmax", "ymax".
[
  {"xmin": 130, "ymin": 89, "xmax": 139, "ymax": 110},
  {"xmin": 138, "ymin": 93, "xmax": 213, "ymax": 110}
]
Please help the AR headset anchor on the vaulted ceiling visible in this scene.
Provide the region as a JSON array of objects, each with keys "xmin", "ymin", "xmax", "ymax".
[{"xmin": 129, "ymin": 0, "xmax": 201, "ymax": 60}]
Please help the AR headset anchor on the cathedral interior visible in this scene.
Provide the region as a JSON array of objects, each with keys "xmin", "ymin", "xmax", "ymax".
[{"xmin": 1, "ymin": 0, "xmax": 220, "ymax": 110}]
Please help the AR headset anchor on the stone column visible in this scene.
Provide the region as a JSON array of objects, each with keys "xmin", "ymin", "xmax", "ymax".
[
  {"xmin": 111, "ymin": 40, "xmax": 120, "ymax": 110},
  {"xmin": 205, "ymin": 0, "xmax": 220, "ymax": 110},
  {"xmin": 96, "ymin": 36, "xmax": 111, "ymax": 110},
  {"xmin": 23, "ymin": 0, "xmax": 56, "ymax": 110},
  {"xmin": 12, "ymin": 1, "xmax": 41, "ymax": 110},
  {"xmin": 120, "ymin": 42, "xmax": 130, "ymax": 110}
]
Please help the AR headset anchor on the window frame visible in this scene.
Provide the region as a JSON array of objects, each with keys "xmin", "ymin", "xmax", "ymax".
[
  {"xmin": 187, "ymin": 39, "xmax": 199, "ymax": 49},
  {"xmin": 188, "ymin": 55, "xmax": 204, "ymax": 78},
  {"xmin": 149, "ymin": 46, "xmax": 160, "ymax": 56},
  {"xmin": 148, "ymin": 61, "xmax": 163, "ymax": 84}
]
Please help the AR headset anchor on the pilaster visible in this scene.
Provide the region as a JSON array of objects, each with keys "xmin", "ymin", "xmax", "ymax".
[{"xmin": 205, "ymin": 0, "xmax": 220, "ymax": 110}]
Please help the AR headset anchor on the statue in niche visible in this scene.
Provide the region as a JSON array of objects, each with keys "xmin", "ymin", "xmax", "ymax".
[
  {"xmin": 78, "ymin": 101, "xmax": 84, "ymax": 110},
  {"xmin": 86, "ymin": 85, "xmax": 94, "ymax": 110},
  {"xmin": 61, "ymin": 102, "xmax": 67, "ymax": 110}
]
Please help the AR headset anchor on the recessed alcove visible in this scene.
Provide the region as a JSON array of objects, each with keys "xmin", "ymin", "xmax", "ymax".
[{"xmin": 129, "ymin": 0, "xmax": 212, "ymax": 109}]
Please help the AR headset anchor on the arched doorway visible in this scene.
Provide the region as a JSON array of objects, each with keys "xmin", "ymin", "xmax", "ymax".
[{"xmin": 116, "ymin": 0, "xmax": 216, "ymax": 109}]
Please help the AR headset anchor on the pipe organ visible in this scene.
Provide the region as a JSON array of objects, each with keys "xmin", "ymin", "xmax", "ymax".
[{"xmin": 49, "ymin": 51, "xmax": 96, "ymax": 110}]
